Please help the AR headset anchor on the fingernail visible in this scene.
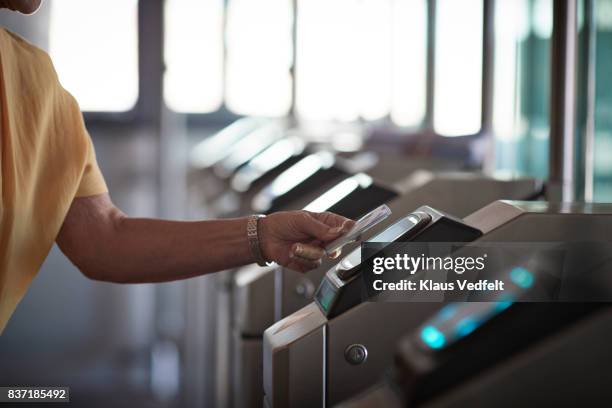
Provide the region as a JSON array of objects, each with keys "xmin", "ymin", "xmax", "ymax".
[
  {"xmin": 329, "ymin": 249, "xmax": 341, "ymax": 259},
  {"xmin": 293, "ymin": 243, "xmax": 304, "ymax": 256}
]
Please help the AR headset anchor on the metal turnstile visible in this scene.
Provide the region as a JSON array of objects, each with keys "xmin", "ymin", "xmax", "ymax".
[
  {"xmin": 235, "ymin": 174, "xmax": 541, "ymax": 408},
  {"xmin": 275, "ymin": 173, "xmax": 543, "ymax": 321},
  {"xmin": 340, "ymin": 245, "xmax": 612, "ymax": 407},
  {"xmin": 232, "ymin": 173, "xmax": 400, "ymax": 408},
  {"xmin": 188, "ymin": 118, "xmax": 285, "ymax": 207},
  {"xmin": 263, "ymin": 201, "xmax": 612, "ymax": 407}
]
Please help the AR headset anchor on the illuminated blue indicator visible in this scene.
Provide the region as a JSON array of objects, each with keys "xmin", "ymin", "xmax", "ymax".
[
  {"xmin": 420, "ymin": 325, "xmax": 446, "ymax": 349},
  {"xmin": 437, "ymin": 304, "xmax": 457, "ymax": 321},
  {"xmin": 455, "ymin": 317, "xmax": 479, "ymax": 338},
  {"xmin": 510, "ymin": 267, "xmax": 534, "ymax": 289},
  {"xmin": 495, "ymin": 294, "xmax": 515, "ymax": 312}
]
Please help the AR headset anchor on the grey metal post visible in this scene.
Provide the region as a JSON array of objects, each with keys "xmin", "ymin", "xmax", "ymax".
[
  {"xmin": 481, "ymin": 0, "xmax": 496, "ymax": 173},
  {"xmin": 549, "ymin": 0, "xmax": 579, "ymax": 202},
  {"xmin": 289, "ymin": 0, "xmax": 299, "ymax": 126},
  {"xmin": 425, "ymin": 0, "xmax": 437, "ymax": 131},
  {"xmin": 576, "ymin": 0, "xmax": 597, "ymax": 202}
]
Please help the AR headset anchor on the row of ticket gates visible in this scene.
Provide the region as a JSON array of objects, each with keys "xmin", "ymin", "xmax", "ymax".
[{"xmin": 188, "ymin": 117, "xmax": 612, "ymax": 408}]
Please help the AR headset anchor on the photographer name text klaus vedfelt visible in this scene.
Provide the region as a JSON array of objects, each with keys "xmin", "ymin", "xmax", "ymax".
[{"xmin": 372, "ymin": 279, "xmax": 505, "ymax": 292}]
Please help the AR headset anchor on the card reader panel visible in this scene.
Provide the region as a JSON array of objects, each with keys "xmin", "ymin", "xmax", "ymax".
[{"xmin": 314, "ymin": 206, "xmax": 482, "ymax": 318}]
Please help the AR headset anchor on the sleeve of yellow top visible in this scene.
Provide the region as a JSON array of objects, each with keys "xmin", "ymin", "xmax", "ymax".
[
  {"xmin": 58, "ymin": 85, "xmax": 108, "ymax": 198},
  {"xmin": 75, "ymin": 132, "xmax": 108, "ymax": 197}
]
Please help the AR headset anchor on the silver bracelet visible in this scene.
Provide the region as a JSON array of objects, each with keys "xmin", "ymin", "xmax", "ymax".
[{"xmin": 247, "ymin": 215, "xmax": 268, "ymax": 267}]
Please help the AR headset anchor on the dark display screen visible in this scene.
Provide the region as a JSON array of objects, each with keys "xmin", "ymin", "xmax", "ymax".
[{"xmin": 315, "ymin": 279, "xmax": 338, "ymax": 313}]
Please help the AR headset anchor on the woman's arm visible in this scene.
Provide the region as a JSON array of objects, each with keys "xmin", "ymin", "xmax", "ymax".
[{"xmin": 56, "ymin": 193, "xmax": 352, "ymax": 283}]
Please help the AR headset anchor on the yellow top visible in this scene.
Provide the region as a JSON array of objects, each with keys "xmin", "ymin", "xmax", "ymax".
[{"xmin": 0, "ymin": 28, "xmax": 108, "ymax": 333}]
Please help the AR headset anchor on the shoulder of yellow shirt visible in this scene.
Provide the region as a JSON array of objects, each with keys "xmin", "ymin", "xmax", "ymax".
[
  {"xmin": 0, "ymin": 26, "xmax": 53, "ymax": 66},
  {"xmin": 0, "ymin": 26, "xmax": 74, "ymax": 101}
]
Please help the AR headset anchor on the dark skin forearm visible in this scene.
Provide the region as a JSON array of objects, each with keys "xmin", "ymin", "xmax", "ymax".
[
  {"xmin": 57, "ymin": 194, "xmax": 255, "ymax": 283},
  {"xmin": 57, "ymin": 194, "xmax": 354, "ymax": 283}
]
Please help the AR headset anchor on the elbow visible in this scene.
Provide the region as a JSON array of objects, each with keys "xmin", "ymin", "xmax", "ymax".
[
  {"xmin": 57, "ymin": 195, "xmax": 132, "ymax": 283},
  {"xmin": 76, "ymin": 257, "xmax": 128, "ymax": 283},
  {"xmin": 80, "ymin": 264, "xmax": 133, "ymax": 284},
  {"xmin": 58, "ymin": 235, "xmax": 121, "ymax": 282},
  {"xmin": 79, "ymin": 267, "xmax": 110, "ymax": 282}
]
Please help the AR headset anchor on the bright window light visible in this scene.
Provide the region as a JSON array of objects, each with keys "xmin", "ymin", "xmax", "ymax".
[
  {"xmin": 225, "ymin": 0, "xmax": 293, "ymax": 117},
  {"xmin": 434, "ymin": 0, "xmax": 484, "ymax": 136},
  {"xmin": 49, "ymin": 0, "xmax": 139, "ymax": 112},
  {"xmin": 295, "ymin": 0, "xmax": 396, "ymax": 122},
  {"xmin": 493, "ymin": 0, "xmax": 530, "ymax": 141},
  {"xmin": 391, "ymin": 0, "xmax": 428, "ymax": 127},
  {"xmin": 164, "ymin": 0, "xmax": 224, "ymax": 113}
]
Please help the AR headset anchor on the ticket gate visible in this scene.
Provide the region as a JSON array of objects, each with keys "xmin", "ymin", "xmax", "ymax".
[
  {"xmin": 213, "ymin": 123, "xmax": 286, "ymax": 179},
  {"xmin": 263, "ymin": 201, "xmax": 612, "ymax": 407},
  {"xmin": 339, "ymin": 247, "xmax": 612, "ymax": 407},
  {"xmin": 231, "ymin": 136, "xmax": 308, "ymax": 194},
  {"xmin": 232, "ymin": 175, "xmax": 541, "ymax": 408},
  {"xmin": 190, "ymin": 117, "xmax": 275, "ymax": 170},
  {"xmin": 250, "ymin": 151, "xmax": 373, "ymax": 215},
  {"xmin": 217, "ymin": 166, "xmax": 404, "ymax": 408},
  {"xmin": 216, "ymin": 143, "xmax": 463, "ymax": 407},
  {"xmin": 215, "ymin": 150, "xmax": 399, "ymax": 384},
  {"xmin": 188, "ymin": 118, "xmax": 284, "ymax": 207},
  {"xmin": 212, "ymin": 138, "xmax": 454, "ymax": 217},
  {"xmin": 189, "ymin": 117, "xmax": 445, "ymax": 217},
  {"xmin": 231, "ymin": 173, "xmax": 401, "ymax": 407},
  {"xmin": 339, "ymin": 313, "xmax": 612, "ymax": 408},
  {"xmin": 211, "ymin": 136, "xmax": 309, "ymax": 216},
  {"xmin": 275, "ymin": 173, "xmax": 543, "ymax": 321}
]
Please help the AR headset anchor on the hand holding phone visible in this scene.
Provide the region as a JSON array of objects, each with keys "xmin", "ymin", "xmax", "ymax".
[{"xmin": 325, "ymin": 204, "xmax": 392, "ymax": 256}]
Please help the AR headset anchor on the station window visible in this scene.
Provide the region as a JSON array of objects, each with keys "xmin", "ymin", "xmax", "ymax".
[
  {"xmin": 433, "ymin": 0, "xmax": 484, "ymax": 137},
  {"xmin": 164, "ymin": 0, "xmax": 224, "ymax": 113},
  {"xmin": 492, "ymin": 0, "xmax": 552, "ymax": 177},
  {"xmin": 225, "ymin": 0, "xmax": 293, "ymax": 117},
  {"xmin": 49, "ymin": 0, "xmax": 139, "ymax": 112},
  {"xmin": 390, "ymin": 0, "xmax": 428, "ymax": 128},
  {"xmin": 593, "ymin": 0, "xmax": 612, "ymax": 201},
  {"xmin": 164, "ymin": 0, "xmax": 427, "ymax": 126},
  {"xmin": 296, "ymin": 0, "xmax": 427, "ymax": 126}
]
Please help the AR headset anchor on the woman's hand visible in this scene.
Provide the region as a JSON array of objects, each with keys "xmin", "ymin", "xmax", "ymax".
[{"xmin": 259, "ymin": 211, "xmax": 355, "ymax": 272}]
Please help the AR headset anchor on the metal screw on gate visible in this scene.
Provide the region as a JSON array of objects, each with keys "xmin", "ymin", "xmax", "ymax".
[{"xmin": 344, "ymin": 344, "xmax": 368, "ymax": 365}]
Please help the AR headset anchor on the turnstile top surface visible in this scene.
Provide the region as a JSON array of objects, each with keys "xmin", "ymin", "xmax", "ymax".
[{"xmin": 264, "ymin": 302, "xmax": 326, "ymax": 349}]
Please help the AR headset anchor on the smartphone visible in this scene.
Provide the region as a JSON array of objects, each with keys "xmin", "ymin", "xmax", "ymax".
[{"xmin": 325, "ymin": 204, "xmax": 392, "ymax": 256}]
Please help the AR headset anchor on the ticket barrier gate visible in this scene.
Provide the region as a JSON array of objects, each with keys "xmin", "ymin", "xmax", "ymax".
[
  {"xmin": 230, "ymin": 173, "xmax": 402, "ymax": 407},
  {"xmin": 275, "ymin": 173, "xmax": 543, "ymax": 321},
  {"xmin": 210, "ymin": 135, "xmax": 312, "ymax": 216},
  {"xmin": 217, "ymin": 170, "xmax": 401, "ymax": 407},
  {"xmin": 189, "ymin": 117, "xmax": 447, "ymax": 217},
  {"xmin": 233, "ymin": 175, "xmax": 542, "ymax": 406},
  {"xmin": 214, "ymin": 150, "xmax": 402, "ymax": 399},
  {"xmin": 188, "ymin": 117, "xmax": 284, "ymax": 206},
  {"xmin": 221, "ymin": 147, "xmax": 453, "ymax": 217},
  {"xmin": 233, "ymin": 175, "xmax": 541, "ymax": 408},
  {"xmin": 263, "ymin": 201, "xmax": 612, "ymax": 407},
  {"xmin": 217, "ymin": 147, "xmax": 461, "ymax": 407},
  {"xmin": 190, "ymin": 117, "xmax": 274, "ymax": 171},
  {"xmin": 340, "ymin": 244, "xmax": 612, "ymax": 407}
]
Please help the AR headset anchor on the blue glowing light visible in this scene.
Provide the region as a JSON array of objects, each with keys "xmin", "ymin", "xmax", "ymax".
[
  {"xmin": 437, "ymin": 304, "xmax": 458, "ymax": 321},
  {"xmin": 455, "ymin": 317, "xmax": 480, "ymax": 338},
  {"xmin": 510, "ymin": 267, "xmax": 534, "ymax": 289},
  {"xmin": 420, "ymin": 325, "xmax": 446, "ymax": 349},
  {"xmin": 495, "ymin": 294, "xmax": 515, "ymax": 312}
]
